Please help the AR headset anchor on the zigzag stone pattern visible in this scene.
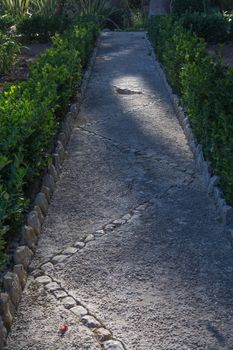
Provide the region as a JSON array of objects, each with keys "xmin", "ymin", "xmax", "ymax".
[
  {"xmin": 34, "ymin": 274, "xmax": 125, "ymax": 350},
  {"xmin": 21, "ymin": 202, "xmax": 150, "ymax": 350},
  {"xmin": 27, "ymin": 201, "xmax": 150, "ymax": 280}
]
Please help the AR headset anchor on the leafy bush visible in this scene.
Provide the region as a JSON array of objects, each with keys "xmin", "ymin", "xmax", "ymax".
[
  {"xmin": 148, "ymin": 16, "xmax": 206, "ymax": 93},
  {"xmin": 0, "ymin": 20, "xmax": 99, "ymax": 268},
  {"xmin": 180, "ymin": 11, "xmax": 229, "ymax": 43},
  {"xmin": 0, "ymin": 31, "xmax": 21, "ymax": 74},
  {"xmin": 77, "ymin": 0, "xmax": 119, "ymax": 28},
  {"xmin": 61, "ymin": 21, "xmax": 99, "ymax": 66},
  {"xmin": 170, "ymin": 0, "xmax": 205, "ymax": 15},
  {"xmin": 211, "ymin": 0, "xmax": 233, "ymax": 11},
  {"xmin": 0, "ymin": 15, "xmax": 14, "ymax": 31},
  {"xmin": 148, "ymin": 15, "xmax": 233, "ymax": 205},
  {"xmin": 227, "ymin": 13, "xmax": 233, "ymax": 40},
  {"xmin": 16, "ymin": 14, "xmax": 71, "ymax": 42},
  {"xmin": 1, "ymin": 0, "xmax": 29, "ymax": 16}
]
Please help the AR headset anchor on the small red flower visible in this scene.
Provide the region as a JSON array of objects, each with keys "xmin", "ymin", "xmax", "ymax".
[{"xmin": 58, "ymin": 323, "xmax": 69, "ymax": 336}]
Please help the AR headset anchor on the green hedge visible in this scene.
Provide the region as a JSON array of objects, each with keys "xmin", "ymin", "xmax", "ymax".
[
  {"xmin": 170, "ymin": 0, "xmax": 205, "ymax": 15},
  {"xmin": 179, "ymin": 12, "xmax": 230, "ymax": 43},
  {"xmin": 0, "ymin": 15, "xmax": 14, "ymax": 31},
  {"xmin": 0, "ymin": 21, "xmax": 99, "ymax": 267},
  {"xmin": 0, "ymin": 31, "xmax": 21, "ymax": 74},
  {"xmin": 148, "ymin": 15, "xmax": 233, "ymax": 205},
  {"xmin": 16, "ymin": 14, "xmax": 71, "ymax": 42}
]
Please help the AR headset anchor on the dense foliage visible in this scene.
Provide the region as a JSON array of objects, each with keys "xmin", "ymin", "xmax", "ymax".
[
  {"xmin": 148, "ymin": 16, "xmax": 233, "ymax": 205},
  {"xmin": 180, "ymin": 11, "xmax": 231, "ymax": 43},
  {"xmin": 170, "ymin": 0, "xmax": 205, "ymax": 15},
  {"xmin": 0, "ymin": 14, "xmax": 14, "ymax": 31},
  {"xmin": 212, "ymin": 0, "xmax": 233, "ymax": 11},
  {"xmin": 0, "ymin": 20, "xmax": 99, "ymax": 267},
  {"xmin": 0, "ymin": 31, "xmax": 20, "ymax": 74},
  {"xmin": 1, "ymin": 0, "xmax": 30, "ymax": 16},
  {"xmin": 16, "ymin": 14, "xmax": 71, "ymax": 42}
]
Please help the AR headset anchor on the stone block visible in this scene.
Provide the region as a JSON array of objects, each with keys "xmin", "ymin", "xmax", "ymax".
[
  {"xmin": 3, "ymin": 272, "xmax": 22, "ymax": 307},
  {"xmin": 22, "ymin": 225, "xmax": 37, "ymax": 249},
  {"xmin": 0, "ymin": 316, "xmax": 7, "ymax": 350},
  {"xmin": 14, "ymin": 264, "xmax": 27, "ymax": 289},
  {"xmin": 43, "ymin": 174, "xmax": 55, "ymax": 193},
  {"xmin": 27, "ymin": 211, "xmax": 41, "ymax": 235},
  {"xmin": 34, "ymin": 192, "xmax": 49, "ymax": 215},
  {"xmin": 0, "ymin": 293, "xmax": 14, "ymax": 330},
  {"xmin": 14, "ymin": 246, "xmax": 33, "ymax": 269}
]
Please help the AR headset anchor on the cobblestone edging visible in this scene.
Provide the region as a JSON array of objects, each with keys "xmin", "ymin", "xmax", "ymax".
[
  {"xmin": 0, "ymin": 35, "xmax": 101, "ymax": 349},
  {"xmin": 28, "ymin": 202, "xmax": 151, "ymax": 350},
  {"xmin": 145, "ymin": 35, "xmax": 233, "ymax": 247}
]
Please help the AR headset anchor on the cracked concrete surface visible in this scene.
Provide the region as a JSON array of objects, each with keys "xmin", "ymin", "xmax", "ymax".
[{"xmin": 6, "ymin": 32, "xmax": 233, "ymax": 350}]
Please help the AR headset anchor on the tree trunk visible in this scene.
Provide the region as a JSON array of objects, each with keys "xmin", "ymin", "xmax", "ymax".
[{"xmin": 56, "ymin": 0, "xmax": 65, "ymax": 16}]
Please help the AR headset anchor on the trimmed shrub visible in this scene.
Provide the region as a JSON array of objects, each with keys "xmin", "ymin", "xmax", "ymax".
[
  {"xmin": 211, "ymin": 0, "xmax": 233, "ymax": 11},
  {"xmin": 0, "ymin": 20, "xmax": 99, "ymax": 268},
  {"xmin": 180, "ymin": 12, "xmax": 229, "ymax": 43},
  {"xmin": 170, "ymin": 0, "xmax": 205, "ymax": 15},
  {"xmin": 0, "ymin": 31, "xmax": 21, "ymax": 74},
  {"xmin": 148, "ymin": 15, "xmax": 233, "ymax": 205},
  {"xmin": 0, "ymin": 15, "xmax": 14, "ymax": 31},
  {"xmin": 16, "ymin": 14, "xmax": 71, "ymax": 42}
]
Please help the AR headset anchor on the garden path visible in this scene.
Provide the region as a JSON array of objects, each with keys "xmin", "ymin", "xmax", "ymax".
[{"xmin": 7, "ymin": 32, "xmax": 233, "ymax": 350}]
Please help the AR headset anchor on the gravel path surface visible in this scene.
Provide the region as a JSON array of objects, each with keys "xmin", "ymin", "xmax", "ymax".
[{"xmin": 7, "ymin": 32, "xmax": 233, "ymax": 350}]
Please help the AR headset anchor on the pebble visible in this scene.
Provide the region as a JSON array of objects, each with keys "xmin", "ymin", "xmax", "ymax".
[
  {"xmin": 74, "ymin": 241, "xmax": 85, "ymax": 248},
  {"xmin": 81, "ymin": 315, "xmax": 100, "ymax": 328},
  {"xmin": 53, "ymin": 290, "xmax": 67, "ymax": 299},
  {"xmin": 62, "ymin": 297, "xmax": 76, "ymax": 309},
  {"xmin": 103, "ymin": 340, "xmax": 124, "ymax": 350},
  {"xmin": 84, "ymin": 234, "xmax": 95, "ymax": 243},
  {"xmin": 95, "ymin": 328, "xmax": 111, "ymax": 342},
  {"xmin": 95, "ymin": 229, "xmax": 105, "ymax": 235},
  {"xmin": 121, "ymin": 214, "xmax": 131, "ymax": 221},
  {"xmin": 105, "ymin": 224, "xmax": 116, "ymax": 231},
  {"xmin": 41, "ymin": 262, "xmax": 54, "ymax": 274},
  {"xmin": 113, "ymin": 219, "xmax": 126, "ymax": 226},
  {"xmin": 36, "ymin": 276, "xmax": 52, "ymax": 284},
  {"xmin": 137, "ymin": 204, "xmax": 148, "ymax": 211},
  {"xmin": 52, "ymin": 255, "xmax": 67, "ymax": 264},
  {"xmin": 31, "ymin": 269, "xmax": 44, "ymax": 278},
  {"xmin": 70, "ymin": 305, "xmax": 88, "ymax": 317},
  {"xmin": 63, "ymin": 247, "xmax": 78, "ymax": 255},
  {"xmin": 45, "ymin": 282, "xmax": 60, "ymax": 292}
]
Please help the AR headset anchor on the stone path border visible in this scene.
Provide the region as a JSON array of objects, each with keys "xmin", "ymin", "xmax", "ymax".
[
  {"xmin": 145, "ymin": 35, "xmax": 233, "ymax": 245},
  {"xmin": 34, "ymin": 274, "xmax": 125, "ymax": 350},
  {"xmin": 0, "ymin": 35, "xmax": 101, "ymax": 349}
]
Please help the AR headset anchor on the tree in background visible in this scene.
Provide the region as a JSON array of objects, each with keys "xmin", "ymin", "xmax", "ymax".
[{"xmin": 211, "ymin": 0, "xmax": 233, "ymax": 11}]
